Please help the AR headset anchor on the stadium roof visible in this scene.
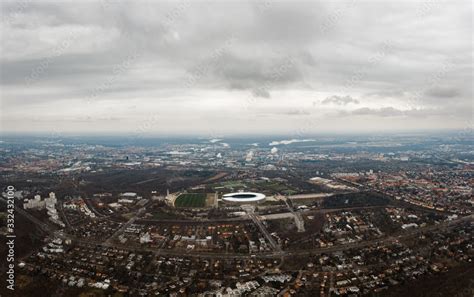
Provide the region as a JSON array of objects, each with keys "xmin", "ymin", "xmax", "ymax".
[{"xmin": 222, "ymin": 192, "xmax": 266, "ymax": 203}]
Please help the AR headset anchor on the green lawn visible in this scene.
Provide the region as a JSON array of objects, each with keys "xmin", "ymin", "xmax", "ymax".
[{"xmin": 175, "ymin": 193, "xmax": 207, "ymax": 208}]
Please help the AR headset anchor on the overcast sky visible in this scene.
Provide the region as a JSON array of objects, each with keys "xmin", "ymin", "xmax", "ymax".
[{"xmin": 0, "ymin": 0, "xmax": 472, "ymax": 136}]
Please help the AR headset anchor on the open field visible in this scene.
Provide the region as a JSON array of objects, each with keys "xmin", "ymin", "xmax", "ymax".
[
  {"xmin": 175, "ymin": 193, "xmax": 207, "ymax": 208},
  {"xmin": 211, "ymin": 179, "xmax": 297, "ymax": 195}
]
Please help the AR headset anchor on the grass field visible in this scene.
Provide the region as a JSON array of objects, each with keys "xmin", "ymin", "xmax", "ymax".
[
  {"xmin": 175, "ymin": 193, "xmax": 207, "ymax": 208},
  {"xmin": 211, "ymin": 180, "xmax": 247, "ymax": 191}
]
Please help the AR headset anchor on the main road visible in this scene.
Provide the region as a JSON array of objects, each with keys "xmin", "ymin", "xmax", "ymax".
[
  {"xmin": 4, "ymin": 196, "xmax": 472, "ymax": 261},
  {"xmin": 242, "ymin": 204, "xmax": 282, "ymax": 252},
  {"xmin": 70, "ymin": 213, "xmax": 473, "ymax": 260}
]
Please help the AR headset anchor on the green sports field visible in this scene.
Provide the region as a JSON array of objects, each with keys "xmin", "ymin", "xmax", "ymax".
[{"xmin": 174, "ymin": 193, "xmax": 207, "ymax": 208}]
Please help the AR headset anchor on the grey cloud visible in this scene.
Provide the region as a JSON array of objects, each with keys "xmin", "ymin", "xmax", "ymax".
[
  {"xmin": 345, "ymin": 106, "xmax": 472, "ymax": 118},
  {"xmin": 365, "ymin": 90, "xmax": 406, "ymax": 98},
  {"xmin": 280, "ymin": 110, "xmax": 311, "ymax": 116},
  {"xmin": 351, "ymin": 107, "xmax": 405, "ymax": 117},
  {"xmin": 322, "ymin": 95, "xmax": 360, "ymax": 105},
  {"xmin": 425, "ymin": 86, "xmax": 460, "ymax": 98},
  {"xmin": 189, "ymin": 50, "xmax": 310, "ymax": 97},
  {"xmin": 280, "ymin": 109, "xmax": 311, "ymax": 116},
  {"xmin": 0, "ymin": 0, "xmax": 472, "ymax": 134},
  {"xmin": 252, "ymin": 88, "xmax": 271, "ymax": 98}
]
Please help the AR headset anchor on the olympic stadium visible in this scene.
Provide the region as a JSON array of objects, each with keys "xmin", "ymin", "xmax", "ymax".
[{"xmin": 222, "ymin": 192, "xmax": 266, "ymax": 203}]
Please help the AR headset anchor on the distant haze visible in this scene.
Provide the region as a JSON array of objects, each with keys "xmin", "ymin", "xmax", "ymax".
[{"xmin": 0, "ymin": 0, "xmax": 472, "ymax": 136}]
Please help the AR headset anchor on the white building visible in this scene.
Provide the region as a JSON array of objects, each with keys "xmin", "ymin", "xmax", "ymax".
[
  {"xmin": 139, "ymin": 232, "xmax": 152, "ymax": 244},
  {"xmin": 23, "ymin": 192, "xmax": 57, "ymax": 210},
  {"xmin": 120, "ymin": 192, "xmax": 138, "ymax": 199}
]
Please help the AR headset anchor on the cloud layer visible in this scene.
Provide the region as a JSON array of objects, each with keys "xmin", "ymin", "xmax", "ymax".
[{"xmin": 0, "ymin": 0, "xmax": 472, "ymax": 135}]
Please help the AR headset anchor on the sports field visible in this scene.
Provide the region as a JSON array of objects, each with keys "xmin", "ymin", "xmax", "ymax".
[{"xmin": 174, "ymin": 193, "xmax": 207, "ymax": 208}]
